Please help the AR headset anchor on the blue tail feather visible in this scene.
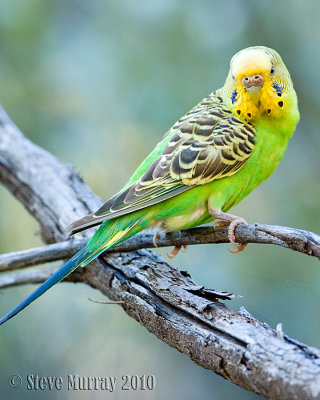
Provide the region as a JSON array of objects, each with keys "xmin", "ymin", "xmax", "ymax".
[
  {"xmin": 0, "ymin": 216, "xmax": 143, "ymax": 326},
  {"xmin": 0, "ymin": 247, "xmax": 90, "ymax": 326}
]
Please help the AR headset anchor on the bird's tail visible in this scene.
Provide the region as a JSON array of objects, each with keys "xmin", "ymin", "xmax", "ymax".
[{"xmin": 0, "ymin": 217, "xmax": 142, "ymax": 326}]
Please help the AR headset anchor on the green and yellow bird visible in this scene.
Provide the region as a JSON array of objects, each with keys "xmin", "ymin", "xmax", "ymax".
[{"xmin": 0, "ymin": 46, "xmax": 299, "ymax": 325}]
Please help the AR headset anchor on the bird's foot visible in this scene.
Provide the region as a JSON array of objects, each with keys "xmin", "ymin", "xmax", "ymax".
[
  {"xmin": 153, "ymin": 232, "xmax": 188, "ymax": 257},
  {"xmin": 209, "ymin": 209, "xmax": 248, "ymax": 253},
  {"xmin": 228, "ymin": 218, "xmax": 248, "ymax": 253},
  {"xmin": 167, "ymin": 245, "xmax": 188, "ymax": 258}
]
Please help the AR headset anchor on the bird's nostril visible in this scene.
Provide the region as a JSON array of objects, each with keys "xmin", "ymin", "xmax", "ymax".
[{"xmin": 242, "ymin": 75, "xmax": 264, "ymax": 88}]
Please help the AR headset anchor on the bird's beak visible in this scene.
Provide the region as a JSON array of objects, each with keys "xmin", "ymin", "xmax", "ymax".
[{"xmin": 241, "ymin": 74, "xmax": 264, "ymax": 90}]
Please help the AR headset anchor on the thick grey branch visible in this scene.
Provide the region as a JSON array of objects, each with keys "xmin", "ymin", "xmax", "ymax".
[
  {"xmin": 0, "ymin": 223, "xmax": 319, "ymax": 274},
  {"xmin": 0, "ymin": 104, "xmax": 320, "ymax": 400}
]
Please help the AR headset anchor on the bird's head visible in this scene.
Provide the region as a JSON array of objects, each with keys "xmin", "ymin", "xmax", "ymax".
[{"xmin": 220, "ymin": 46, "xmax": 298, "ymax": 122}]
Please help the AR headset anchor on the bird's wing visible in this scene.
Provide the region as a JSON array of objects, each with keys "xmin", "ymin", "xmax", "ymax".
[{"xmin": 69, "ymin": 94, "xmax": 256, "ymax": 234}]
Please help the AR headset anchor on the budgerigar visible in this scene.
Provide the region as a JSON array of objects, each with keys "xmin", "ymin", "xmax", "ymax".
[{"xmin": 0, "ymin": 46, "xmax": 299, "ymax": 325}]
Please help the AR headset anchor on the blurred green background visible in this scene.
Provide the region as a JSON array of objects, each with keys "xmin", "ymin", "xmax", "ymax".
[{"xmin": 0, "ymin": 1, "xmax": 320, "ymax": 399}]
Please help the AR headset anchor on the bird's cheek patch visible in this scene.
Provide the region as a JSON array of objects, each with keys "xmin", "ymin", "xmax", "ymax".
[
  {"xmin": 259, "ymin": 87, "xmax": 285, "ymax": 117},
  {"xmin": 231, "ymin": 89, "xmax": 259, "ymax": 121},
  {"xmin": 231, "ymin": 89, "xmax": 238, "ymax": 103}
]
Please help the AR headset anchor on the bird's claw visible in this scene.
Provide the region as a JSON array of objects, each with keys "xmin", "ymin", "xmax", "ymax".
[
  {"xmin": 228, "ymin": 243, "xmax": 247, "ymax": 253},
  {"xmin": 181, "ymin": 245, "xmax": 188, "ymax": 253},
  {"xmin": 210, "ymin": 208, "xmax": 248, "ymax": 253},
  {"xmin": 227, "ymin": 217, "xmax": 247, "ymax": 253},
  {"xmin": 167, "ymin": 245, "xmax": 188, "ymax": 258},
  {"xmin": 153, "ymin": 233, "xmax": 160, "ymax": 247},
  {"xmin": 154, "ymin": 232, "xmax": 188, "ymax": 258}
]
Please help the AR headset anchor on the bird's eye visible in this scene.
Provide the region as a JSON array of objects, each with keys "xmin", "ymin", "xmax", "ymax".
[
  {"xmin": 232, "ymin": 74, "xmax": 236, "ymax": 80},
  {"xmin": 270, "ymin": 66, "xmax": 275, "ymax": 75}
]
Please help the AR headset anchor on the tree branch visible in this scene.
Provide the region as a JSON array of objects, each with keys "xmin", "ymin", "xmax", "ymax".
[
  {"xmin": 0, "ymin": 267, "xmax": 58, "ymax": 289},
  {"xmin": 1, "ymin": 104, "xmax": 320, "ymax": 400},
  {"xmin": 0, "ymin": 223, "xmax": 319, "ymax": 275}
]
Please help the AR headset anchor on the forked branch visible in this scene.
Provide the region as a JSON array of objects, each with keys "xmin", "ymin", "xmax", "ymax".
[{"xmin": 0, "ymin": 222, "xmax": 319, "ymax": 279}]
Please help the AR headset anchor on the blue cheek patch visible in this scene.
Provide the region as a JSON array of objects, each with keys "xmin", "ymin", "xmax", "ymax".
[
  {"xmin": 231, "ymin": 89, "xmax": 237, "ymax": 103},
  {"xmin": 272, "ymin": 83, "xmax": 284, "ymax": 94}
]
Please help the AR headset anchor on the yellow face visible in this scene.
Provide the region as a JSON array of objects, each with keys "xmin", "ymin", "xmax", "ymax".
[{"xmin": 225, "ymin": 46, "xmax": 293, "ymax": 122}]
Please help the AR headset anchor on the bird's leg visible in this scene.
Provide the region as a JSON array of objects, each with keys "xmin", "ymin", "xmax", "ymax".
[
  {"xmin": 209, "ymin": 208, "xmax": 248, "ymax": 253},
  {"xmin": 167, "ymin": 245, "xmax": 188, "ymax": 258}
]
